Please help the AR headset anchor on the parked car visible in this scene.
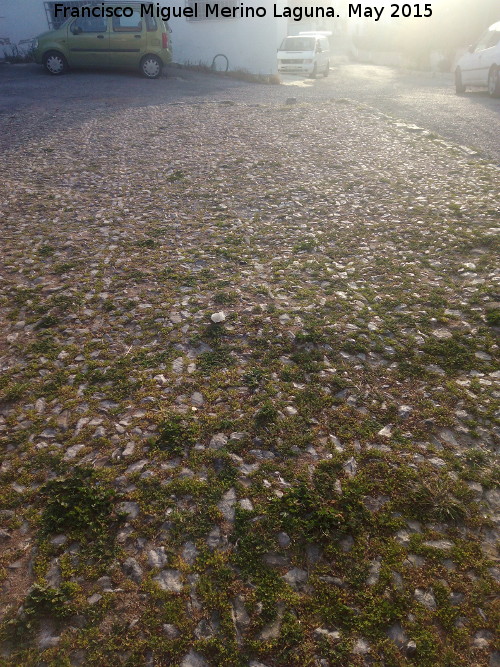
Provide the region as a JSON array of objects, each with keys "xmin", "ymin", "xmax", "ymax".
[
  {"xmin": 455, "ymin": 21, "xmax": 500, "ymax": 97},
  {"xmin": 33, "ymin": 2, "xmax": 172, "ymax": 78},
  {"xmin": 277, "ymin": 33, "xmax": 330, "ymax": 78}
]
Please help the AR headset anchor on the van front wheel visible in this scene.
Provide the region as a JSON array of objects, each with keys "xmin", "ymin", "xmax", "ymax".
[
  {"xmin": 324, "ymin": 60, "xmax": 330, "ymax": 77},
  {"xmin": 141, "ymin": 55, "xmax": 163, "ymax": 79},
  {"xmin": 309, "ymin": 64, "xmax": 317, "ymax": 79},
  {"xmin": 43, "ymin": 51, "xmax": 68, "ymax": 75}
]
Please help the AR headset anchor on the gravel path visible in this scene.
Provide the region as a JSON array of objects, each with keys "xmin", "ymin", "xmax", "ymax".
[{"xmin": 0, "ymin": 96, "xmax": 499, "ymax": 666}]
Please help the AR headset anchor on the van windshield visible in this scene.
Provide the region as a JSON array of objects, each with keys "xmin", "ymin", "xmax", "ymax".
[{"xmin": 279, "ymin": 37, "xmax": 315, "ymax": 51}]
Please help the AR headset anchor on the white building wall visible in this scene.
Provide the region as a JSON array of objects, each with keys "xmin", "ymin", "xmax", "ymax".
[
  {"xmin": 169, "ymin": 0, "xmax": 288, "ymax": 74},
  {"xmin": 0, "ymin": 0, "xmax": 47, "ymax": 47}
]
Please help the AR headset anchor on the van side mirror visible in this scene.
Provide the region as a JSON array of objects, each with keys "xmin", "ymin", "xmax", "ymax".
[{"xmin": 71, "ymin": 24, "xmax": 82, "ymax": 35}]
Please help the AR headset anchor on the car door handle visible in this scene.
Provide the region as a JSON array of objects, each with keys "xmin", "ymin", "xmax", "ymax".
[
  {"xmin": 97, "ymin": 35, "xmax": 104, "ymax": 39},
  {"xmin": 134, "ymin": 34, "xmax": 141, "ymax": 38}
]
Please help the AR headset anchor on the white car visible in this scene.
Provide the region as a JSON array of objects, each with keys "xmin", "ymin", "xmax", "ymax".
[
  {"xmin": 455, "ymin": 21, "xmax": 500, "ymax": 97},
  {"xmin": 277, "ymin": 34, "xmax": 330, "ymax": 78}
]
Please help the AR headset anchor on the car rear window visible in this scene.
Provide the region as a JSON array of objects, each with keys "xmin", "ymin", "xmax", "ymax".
[{"xmin": 112, "ymin": 11, "xmax": 142, "ymax": 32}]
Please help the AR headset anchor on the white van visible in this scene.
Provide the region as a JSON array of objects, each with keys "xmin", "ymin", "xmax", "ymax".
[
  {"xmin": 455, "ymin": 21, "xmax": 500, "ymax": 97},
  {"xmin": 277, "ymin": 33, "xmax": 330, "ymax": 78}
]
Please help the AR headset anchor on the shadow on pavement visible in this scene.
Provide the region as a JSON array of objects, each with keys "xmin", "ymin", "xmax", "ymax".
[{"xmin": 0, "ymin": 63, "xmax": 266, "ymax": 151}]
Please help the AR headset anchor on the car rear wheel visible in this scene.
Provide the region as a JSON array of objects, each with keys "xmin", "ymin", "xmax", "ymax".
[
  {"xmin": 43, "ymin": 51, "xmax": 68, "ymax": 75},
  {"xmin": 455, "ymin": 67, "xmax": 465, "ymax": 94},
  {"xmin": 487, "ymin": 66, "xmax": 500, "ymax": 98},
  {"xmin": 323, "ymin": 60, "xmax": 330, "ymax": 77},
  {"xmin": 141, "ymin": 55, "xmax": 162, "ymax": 79}
]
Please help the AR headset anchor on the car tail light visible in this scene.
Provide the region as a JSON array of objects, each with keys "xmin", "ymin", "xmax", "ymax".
[{"xmin": 162, "ymin": 32, "xmax": 168, "ymax": 49}]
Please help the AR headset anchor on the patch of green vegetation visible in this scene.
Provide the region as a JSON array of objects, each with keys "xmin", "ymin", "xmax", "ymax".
[
  {"xmin": 421, "ymin": 334, "xmax": 477, "ymax": 373},
  {"xmin": 11, "ymin": 287, "xmax": 37, "ymax": 307},
  {"xmin": 136, "ymin": 477, "xmax": 173, "ymax": 514},
  {"xmin": 34, "ymin": 314, "xmax": 59, "ymax": 329},
  {"xmin": 124, "ymin": 268, "xmax": 146, "ymax": 281},
  {"xmin": 213, "ymin": 290, "xmax": 239, "ymax": 305},
  {"xmin": 24, "ymin": 583, "xmax": 76, "ymax": 620},
  {"xmin": 198, "ymin": 348, "xmax": 234, "ymax": 372},
  {"xmin": 273, "ymin": 610, "xmax": 306, "ymax": 662},
  {"xmin": 149, "ymin": 226, "xmax": 169, "ymax": 237},
  {"xmin": 166, "ymin": 169, "xmax": 185, "ymax": 182},
  {"xmin": 242, "ymin": 367, "xmax": 267, "ymax": 389},
  {"xmin": 341, "ymin": 336, "xmax": 372, "ymax": 355},
  {"xmin": 206, "ymin": 454, "xmax": 239, "ymax": 487},
  {"xmin": 279, "ymin": 366, "xmax": 304, "ymax": 383},
  {"xmin": 271, "ymin": 471, "xmax": 369, "ymax": 543},
  {"xmin": 199, "ymin": 322, "xmax": 228, "ymax": 344},
  {"xmin": 53, "ymin": 261, "xmax": 77, "ymax": 274},
  {"xmin": 408, "ymin": 626, "xmax": 440, "ymax": 666},
  {"xmin": 40, "ymin": 369, "xmax": 70, "ymax": 398},
  {"xmin": 289, "ymin": 349, "xmax": 323, "ymax": 373},
  {"xmin": 51, "ymin": 293, "xmax": 81, "ymax": 309},
  {"xmin": 485, "ymin": 308, "xmax": 500, "ymax": 326},
  {"xmin": 447, "ymin": 202, "xmax": 463, "ymax": 217},
  {"xmin": 231, "ymin": 511, "xmax": 286, "ymax": 613},
  {"xmin": 153, "ymin": 413, "xmax": 199, "ymax": 454},
  {"xmin": 295, "ymin": 386, "xmax": 332, "ymax": 419},
  {"xmin": 355, "ymin": 592, "xmax": 408, "ymax": 638},
  {"xmin": 459, "ymin": 448, "xmax": 489, "ymax": 472},
  {"xmin": 129, "ymin": 489, "xmax": 212, "ymax": 544},
  {"xmin": 254, "ymin": 401, "xmax": 279, "ymax": 428},
  {"xmin": 0, "ymin": 380, "xmax": 30, "ymax": 403},
  {"xmin": 167, "ymin": 506, "xmax": 220, "ymax": 543},
  {"xmin": 294, "ymin": 329, "xmax": 326, "ymax": 345},
  {"xmin": 293, "ymin": 239, "xmax": 317, "ymax": 252},
  {"xmin": 214, "ymin": 246, "xmax": 248, "ymax": 264},
  {"xmin": 396, "ymin": 358, "xmax": 428, "ymax": 378},
  {"xmin": 136, "ymin": 238, "xmax": 157, "ymax": 249},
  {"xmin": 433, "ymin": 582, "xmax": 461, "ymax": 632},
  {"xmin": 101, "ymin": 299, "xmax": 115, "ymax": 312},
  {"xmin": 326, "ymin": 406, "xmax": 382, "ymax": 442},
  {"xmin": 37, "ymin": 245, "xmax": 55, "ymax": 256},
  {"xmin": 76, "ymin": 360, "xmax": 140, "ymax": 399},
  {"xmin": 40, "ymin": 467, "xmax": 120, "ymax": 561},
  {"xmin": 159, "ymin": 267, "xmax": 198, "ymax": 285},
  {"xmin": 222, "ymin": 234, "xmax": 244, "ymax": 247},
  {"xmin": 1, "ymin": 583, "xmax": 77, "ymax": 643},
  {"xmin": 271, "ymin": 416, "xmax": 315, "ymax": 455},
  {"xmin": 400, "ymin": 472, "xmax": 474, "ymax": 523},
  {"xmin": 198, "ymin": 630, "xmax": 246, "ymax": 667}
]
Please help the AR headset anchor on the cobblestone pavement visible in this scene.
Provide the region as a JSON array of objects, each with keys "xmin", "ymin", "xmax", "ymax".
[
  {"xmin": 0, "ymin": 70, "xmax": 499, "ymax": 667},
  {"xmin": 1, "ymin": 62, "xmax": 500, "ymax": 162}
]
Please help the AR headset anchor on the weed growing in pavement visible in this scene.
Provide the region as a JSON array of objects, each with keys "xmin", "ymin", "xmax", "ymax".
[
  {"xmin": 153, "ymin": 412, "xmax": 199, "ymax": 454},
  {"xmin": 39, "ymin": 467, "xmax": 121, "ymax": 565}
]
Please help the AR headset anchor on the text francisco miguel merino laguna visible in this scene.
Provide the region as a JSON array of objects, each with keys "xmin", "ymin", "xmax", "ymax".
[{"xmin": 54, "ymin": 3, "xmax": 343, "ymax": 21}]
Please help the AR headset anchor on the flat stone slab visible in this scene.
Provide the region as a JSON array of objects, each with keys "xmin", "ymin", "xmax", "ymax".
[{"xmin": 153, "ymin": 569, "xmax": 183, "ymax": 593}]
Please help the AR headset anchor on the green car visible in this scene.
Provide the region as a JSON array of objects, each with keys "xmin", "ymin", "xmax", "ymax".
[{"xmin": 34, "ymin": 2, "xmax": 172, "ymax": 78}]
